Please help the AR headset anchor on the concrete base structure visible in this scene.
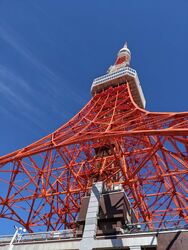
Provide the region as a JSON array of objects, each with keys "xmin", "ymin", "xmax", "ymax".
[
  {"xmin": 79, "ymin": 182, "xmax": 103, "ymax": 250},
  {"xmin": 78, "ymin": 182, "xmax": 156, "ymax": 250},
  {"xmin": 1, "ymin": 229, "xmax": 188, "ymax": 250},
  {"xmin": 0, "ymin": 183, "xmax": 187, "ymax": 250},
  {"xmin": 0, "ymin": 233, "xmax": 157, "ymax": 250}
]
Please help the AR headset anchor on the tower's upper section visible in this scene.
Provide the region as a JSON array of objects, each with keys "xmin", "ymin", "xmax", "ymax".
[
  {"xmin": 91, "ymin": 43, "xmax": 146, "ymax": 109},
  {"xmin": 110, "ymin": 42, "xmax": 131, "ymax": 71}
]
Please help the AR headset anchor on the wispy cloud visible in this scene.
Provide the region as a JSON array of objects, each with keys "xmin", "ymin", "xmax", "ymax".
[
  {"xmin": 0, "ymin": 22, "xmax": 87, "ymax": 133},
  {"xmin": 0, "ymin": 65, "xmax": 48, "ymax": 131},
  {"xmin": 0, "ymin": 23, "xmax": 85, "ymax": 105}
]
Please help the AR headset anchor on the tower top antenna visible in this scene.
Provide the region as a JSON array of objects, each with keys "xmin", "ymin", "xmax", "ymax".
[{"xmin": 124, "ymin": 41, "xmax": 128, "ymax": 48}]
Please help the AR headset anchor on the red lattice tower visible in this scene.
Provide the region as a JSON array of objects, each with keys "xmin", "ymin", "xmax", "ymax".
[{"xmin": 0, "ymin": 44, "xmax": 188, "ymax": 232}]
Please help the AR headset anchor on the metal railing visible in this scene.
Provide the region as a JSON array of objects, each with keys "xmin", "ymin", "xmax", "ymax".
[
  {"xmin": 123, "ymin": 219, "xmax": 188, "ymax": 234},
  {"xmin": 0, "ymin": 219, "xmax": 187, "ymax": 245},
  {"xmin": 0, "ymin": 229, "xmax": 77, "ymax": 245},
  {"xmin": 0, "ymin": 235, "xmax": 12, "ymax": 244},
  {"xmin": 92, "ymin": 67, "xmax": 136, "ymax": 86}
]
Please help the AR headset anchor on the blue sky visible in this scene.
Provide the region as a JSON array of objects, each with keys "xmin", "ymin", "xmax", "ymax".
[{"xmin": 0, "ymin": 0, "xmax": 188, "ymax": 234}]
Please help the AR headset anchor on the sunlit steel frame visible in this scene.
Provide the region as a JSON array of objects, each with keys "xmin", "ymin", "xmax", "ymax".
[{"xmin": 0, "ymin": 84, "xmax": 188, "ymax": 232}]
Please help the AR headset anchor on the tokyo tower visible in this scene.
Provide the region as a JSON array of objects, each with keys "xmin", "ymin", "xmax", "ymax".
[{"xmin": 0, "ymin": 43, "xmax": 188, "ymax": 233}]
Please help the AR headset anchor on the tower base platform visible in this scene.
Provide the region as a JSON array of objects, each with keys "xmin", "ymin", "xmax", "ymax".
[{"xmin": 0, "ymin": 182, "xmax": 187, "ymax": 250}]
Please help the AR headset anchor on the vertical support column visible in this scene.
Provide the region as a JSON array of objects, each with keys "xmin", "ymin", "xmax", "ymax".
[{"xmin": 79, "ymin": 182, "xmax": 103, "ymax": 250}]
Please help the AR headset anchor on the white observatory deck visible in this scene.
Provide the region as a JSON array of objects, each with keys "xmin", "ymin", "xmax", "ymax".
[{"xmin": 91, "ymin": 66, "xmax": 146, "ymax": 109}]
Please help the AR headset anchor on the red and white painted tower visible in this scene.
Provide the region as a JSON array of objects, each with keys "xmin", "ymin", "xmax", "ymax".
[{"xmin": 0, "ymin": 44, "xmax": 188, "ymax": 232}]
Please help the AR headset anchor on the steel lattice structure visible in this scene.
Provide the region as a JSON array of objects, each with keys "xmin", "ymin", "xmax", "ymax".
[{"xmin": 0, "ymin": 44, "xmax": 188, "ymax": 232}]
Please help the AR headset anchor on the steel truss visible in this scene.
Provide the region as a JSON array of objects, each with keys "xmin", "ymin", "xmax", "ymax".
[{"xmin": 0, "ymin": 84, "xmax": 188, "ymax": 232}]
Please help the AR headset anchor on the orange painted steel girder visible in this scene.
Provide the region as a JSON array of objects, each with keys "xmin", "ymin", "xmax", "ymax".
[{"xmin": 0, "ymin": 83, "xmax": 188, "ymax": 232}]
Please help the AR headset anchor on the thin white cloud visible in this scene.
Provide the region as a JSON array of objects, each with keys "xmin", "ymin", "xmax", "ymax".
[
  {"xmin": 0, "ymin": 66, "xmax": 36, "ymax": 112},
  {"xmin": 0, "ymin": 65, "xmax": 31, "ymax": 92},
  {"xmin": 0, "ymin": 65, "xmax": 47, "ymax": 131},
  {"xmin": 0, "ymin": 23, "xmax": 84, "ymax": 104},
  {"xmin": 0, "ymin": 22, "xmax": 87, "ymax": 133}
]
